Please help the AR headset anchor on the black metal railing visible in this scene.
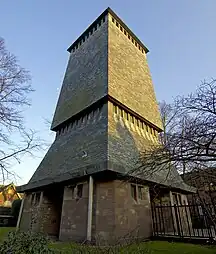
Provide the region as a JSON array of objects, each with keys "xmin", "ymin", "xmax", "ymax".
[{"xmin": 151, "ymin": 202, "xmax": 216, "ymax": 240}]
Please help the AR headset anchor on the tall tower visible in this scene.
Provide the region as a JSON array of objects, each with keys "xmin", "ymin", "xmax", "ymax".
[
  {"xmin": 27, "ymin": 8, "xmax": 162, "ymax": 187},
  {"xmin": 18, "ymin": 8, "xmax": 190, "ymax": 244}
]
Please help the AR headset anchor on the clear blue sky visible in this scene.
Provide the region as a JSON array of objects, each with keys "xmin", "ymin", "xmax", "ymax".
[{"xmin": 0, "ymin": 1, "xmax": 216, "ymax": 185}]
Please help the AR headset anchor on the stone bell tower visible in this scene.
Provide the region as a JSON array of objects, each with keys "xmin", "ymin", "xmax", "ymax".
[{"xmin": 18, "ymin": 8, "xmax": 189, "ymax": 244}]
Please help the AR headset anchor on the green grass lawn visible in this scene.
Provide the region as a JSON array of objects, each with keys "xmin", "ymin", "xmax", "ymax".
[
  {"xmin": 50, "ymin": 240, "xmax": 216, "ymax": 254},
  {"xmin": 0, "ymin": 228, "xmax": 215, "ymax": 253},
  {"xmin": 0, "ymin": 227, "xmax": 15, "ymax": 242}
]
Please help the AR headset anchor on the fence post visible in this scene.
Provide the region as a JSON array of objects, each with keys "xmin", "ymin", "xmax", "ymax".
[{"xmin": 174, "ymin": 205, "xmax": 181, "ymax": 237}]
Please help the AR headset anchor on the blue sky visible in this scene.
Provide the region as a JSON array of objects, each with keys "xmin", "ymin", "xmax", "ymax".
[{"xmin": 0, "ymin": 1, "xmax": 216, "ymax": 185}]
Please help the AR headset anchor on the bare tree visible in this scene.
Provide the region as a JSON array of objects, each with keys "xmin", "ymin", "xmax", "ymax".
[
  {"xmin": 0, "ymin": 37, "xmax": 45, "ymax": 184},
  {"xmin": 137, "ymin": 79, "xmax": 216, "ymax": 179}
]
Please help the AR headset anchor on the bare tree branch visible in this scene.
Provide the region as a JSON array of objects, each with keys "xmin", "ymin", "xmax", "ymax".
[{"xmin": 0, "ymin": 37, "xmax": 47, "ymax": 184}]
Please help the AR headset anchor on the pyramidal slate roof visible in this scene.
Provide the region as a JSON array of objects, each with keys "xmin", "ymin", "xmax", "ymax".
[{"xmin": 18, "ymin": 8, "xmax": 194, "ymax": 193}]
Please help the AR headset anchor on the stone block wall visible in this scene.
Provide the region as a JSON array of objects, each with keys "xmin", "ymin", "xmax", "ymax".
[
  {"xmin": 57, "ymin": 179, "xmax": 152, "ymax": 245},
  {"xmin": 19, "ymin": 189, "xmax": 63, "ymax": 238},
  {"xmin": 113, "ymin": 180, "xmax": 151, "ymax": 242},
  {"xmin": 19, "ymin": 193, "xmax": 32, "ymax": 231},
  {"xmin": 59, "ymin": 182, "xmax": 89, "ymax": 242},
  {"xmin": 108, "ymin": 100, "xmax": 159, "ymax": 175},
  {"xmin": 108, "ymin": 13, "xmax": 162, "ymax": 130},
  {"xmin": 92, "ymin": 181, "xmax": 116, "ymax": 244},
  {"xmin": 92, "ymin": 180, "xmax": 151, "ymax": 244},
  {"xmin": 52, "ymin": 15, "xmax": 108, "ymax": 130},
  {"xmin": 29, "ymin": 102, "xmax": 108, "ymax": 186}
]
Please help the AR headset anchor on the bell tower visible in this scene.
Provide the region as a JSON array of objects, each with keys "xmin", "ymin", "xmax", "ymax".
[{"xmin": 18, "ymin": 8, "xmax": 192, "ymax": 245}]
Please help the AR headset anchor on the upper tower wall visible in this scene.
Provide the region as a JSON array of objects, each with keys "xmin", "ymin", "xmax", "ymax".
[
  {"xmin": 51, "ymin": 13, "xmax": 109, "ymax": 130},
  {"xmin": 108, "ymin": 13, "xmax": 162, "ymax": 130},
  {"xmin": 51, "ymin": 7, "xmax": 162, "ymax": 131}
]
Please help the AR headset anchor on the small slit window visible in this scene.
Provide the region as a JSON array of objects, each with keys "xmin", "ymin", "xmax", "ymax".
[
  {"xmin": 131, "ymin": 185, "xmax": 137, "ymax": 201},
  {"xmin": 138, "ymin": 186, "xmax": 144, "ymax": 200},
  {"xmin": 77, "ymin": 184, "xmax": 83, "ymax": 198},
  {"xmin": 35, "ymin": 192, "xmax": 40, "ymax": 205},
  {"xmin": 120, "ymin": 26, "xmax": 123, "ymax": 32},
  {"xmin": 112, "ymin": 18, "xmax": 115, "ymax": 23},
  {"xmin": 113, "ymin": 105, "xmax": 117, "ymax": 114},
  {"xmin": 124, "ymin": 30, "xmax": 127, "ymax": 35},
  {"xmin": 116, "ymin": 22, "xmax": 119, "ymax": 27}
]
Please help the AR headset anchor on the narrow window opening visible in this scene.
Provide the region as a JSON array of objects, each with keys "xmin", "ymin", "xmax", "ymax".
[
  {"xmin": 124, "ymin": 30, "xmax": 127, "ymax": 35},
  {"xmin": 120, "ymin": 26, "xmax": 123, "ymax": 32},
  {"xmin": 77, "ymin": 184, "xmax": 83, "ymax": 198},
  {"xmin": 31, "ymin": 193, "xmax": 35, "ymax": 205},
  {"xmin": 114, "ymin": 105, "xmax": 117, "ymax": 114},
  {"xmin": 116, "ymin": 22, "xmax": 119, "ymax": 27},
  {"xmin": 131, "ymin": 185, "xmax": 137, "ymax": 201},
  {"xmin": 71, "ymin": 186, "xmax": 75, "ymax": 199},
  {"xmin": 35, "ymin": 192, "xmax": 40, "ymax": 205},
  {"xmin": 150, "ymin": 127, "xmax": 153, "ymax": 134},
  {"xmin": 112, "ymin": 18, "xmax": 115, "ymax": 23},
  {"xmin": 138, "ymin": 186, "xmax": 144, "ymax": 200}
]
